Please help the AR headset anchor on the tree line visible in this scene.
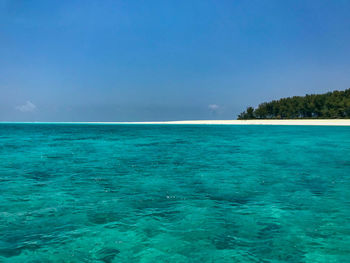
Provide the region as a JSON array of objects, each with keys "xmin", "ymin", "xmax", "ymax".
[{"xmin": 238, "ymin": 89, "xmax": 350, "ymax": 119}]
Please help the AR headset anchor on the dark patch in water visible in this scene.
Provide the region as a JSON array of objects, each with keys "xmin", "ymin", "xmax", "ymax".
[
  {"xmin": 0, "ymin": 245, "xmax": 22, "ymax": 258},
  {"xmin": 26, "ymin": 171, "xmax": 51, "ymax": 181},
  {"xmin": 300, "ymin": 176, "xmax": 328, "ymax": 196},
  {"xmin": 208, "ymin": 194, "xmax": 250, "ymax": 206},
  {"xmin": 257, "ymin": 222, "xmax": 281, "ymax": 239},
  {"xmin": 96, "ymin": 247, "xmax": 120, "ymax": 263},
  {"xmin": 2, "ymin": 143, "xmax": 22, "ymax": 150},
  {"xmin": 135, "ymin": 142, "xmax": 161, "ymax": 147},
  {"xmin": 169, "ymin": 139, "xmax": 188, "ymax": 145},
  {"xmin": 212, "ymin": 234, "xmax": 238, "ymax": 250},
  {"xmin": 133, "ymin": 197, "xmax": 173, "ymax": 210},
  {"xmin": 148, "ymin": 210, "xmax": 178, "ymax": 219},
  {"xmin": 88, "ymin": 212, "xmax": 121, "ymax": 225}
]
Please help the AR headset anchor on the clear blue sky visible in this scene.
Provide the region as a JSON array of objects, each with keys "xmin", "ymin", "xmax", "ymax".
[{"xmin": 1, "ymin": 0, "xmax": 350, "ymax": 121}]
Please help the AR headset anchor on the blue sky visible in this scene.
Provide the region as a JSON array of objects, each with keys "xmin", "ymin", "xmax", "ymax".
[{"xmin": 1, "ymin": 0, "xmax": 350, "ymax": 121}]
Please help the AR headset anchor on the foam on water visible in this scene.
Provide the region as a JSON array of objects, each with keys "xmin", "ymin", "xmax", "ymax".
[{"xmin": 0, "ymin": 124, "xmax": 350, "ymax": 262}]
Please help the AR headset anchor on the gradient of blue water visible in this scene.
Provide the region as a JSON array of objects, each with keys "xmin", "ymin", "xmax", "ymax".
[{"xmin": 1, "ymin": 124, "xmax": 350, "ymax": 262}]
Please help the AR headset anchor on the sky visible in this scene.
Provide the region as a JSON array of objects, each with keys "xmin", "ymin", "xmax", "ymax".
[{"xmin": 1, "ymin": 0, "xmax": 350, "ymax": 121}]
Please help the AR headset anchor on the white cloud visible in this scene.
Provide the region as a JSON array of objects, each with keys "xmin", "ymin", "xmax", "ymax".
[
  {"xmin": 15, "ymin": 101, "xmax": 37, "ymax": 112},
  {"xmin": 208, "ymin": 104, "xmax": 219, "ymax": 111},
  {"xmin": 208, "ymin": 104, "xmax": 220, "ymax": 115}
]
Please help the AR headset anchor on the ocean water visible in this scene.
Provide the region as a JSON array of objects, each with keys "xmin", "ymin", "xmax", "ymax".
[{"xmin": 1, "ymin": 124, "xmax": 350, "ymax": 263}]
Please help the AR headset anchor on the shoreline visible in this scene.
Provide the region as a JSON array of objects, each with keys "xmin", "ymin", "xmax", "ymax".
[{"xmin": 2, "ymin": 120, "xmax": 350, "ymax": 126}]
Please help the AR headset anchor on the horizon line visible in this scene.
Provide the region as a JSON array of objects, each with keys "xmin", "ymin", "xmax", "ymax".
[{"xmin": 1, "ymin": 119, "xmax": 350, "ymax": 126}]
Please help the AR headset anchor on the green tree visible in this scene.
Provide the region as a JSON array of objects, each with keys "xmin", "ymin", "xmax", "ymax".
[{"xmin": 237, "ymin": 89, "xmax": 350, "ymax": 119}]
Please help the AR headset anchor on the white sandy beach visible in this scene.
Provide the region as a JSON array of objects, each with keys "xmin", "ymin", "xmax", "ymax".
[
  {"xmin": 154, "ymin": 120, "xmax": 350, "ymax": 125},
  {"xmin": 42, "ymin": 120, "xmax": 350, "ymax": 126}
]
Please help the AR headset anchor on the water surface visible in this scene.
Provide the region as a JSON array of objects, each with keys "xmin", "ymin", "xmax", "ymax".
[{"xmin": 1, "ymin": 124, "xmax": 350, "ymax": 262}]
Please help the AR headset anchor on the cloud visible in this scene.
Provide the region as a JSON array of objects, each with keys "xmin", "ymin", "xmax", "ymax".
[
  {"xmin": 208, "ymin": 104, "xmax": 220, "ymax": 115},
  {"xmin": 208, "ymin": 104, "xmax": 219, "ymax": 111},
  {"xmin": 15, "ymin": 101, "xmax": 37, "ymax": 112}
]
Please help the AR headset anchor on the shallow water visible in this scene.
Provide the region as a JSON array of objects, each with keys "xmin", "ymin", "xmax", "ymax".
[{"xmin": 1, "ymin": 124, "xmax": 350, "ymax": 262}]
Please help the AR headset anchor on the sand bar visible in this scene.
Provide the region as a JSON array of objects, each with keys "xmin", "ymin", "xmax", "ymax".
[
  {"xmin": 145, "ymin": 120, "xmax": 350, "ymax": 125},
  {"xmin": 112, "ymin": 120, "xmax": 350, "ymax": 125}
]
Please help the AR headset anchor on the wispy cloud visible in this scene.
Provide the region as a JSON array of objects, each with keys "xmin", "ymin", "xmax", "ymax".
[
  {"xmin": 208, "ymin": 104, "xmax": 220, "ymax": 116},
  {"xmin": 208, "ymin": 104, "xmax": 219, "ymax": 111},
  {"xmin": 15, "ymin": 101, "xmax": 37, "ymax": 112}
]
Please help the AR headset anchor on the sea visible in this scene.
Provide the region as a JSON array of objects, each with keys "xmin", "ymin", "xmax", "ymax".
[{"xmin": 0, "ymin": 123, "xmax": 350, "ymax": 262}]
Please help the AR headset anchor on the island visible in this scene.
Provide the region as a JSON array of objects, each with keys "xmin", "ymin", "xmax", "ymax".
[{"xmin": 238, "ymin": 89, "xmax": 350, "ymax": 119}]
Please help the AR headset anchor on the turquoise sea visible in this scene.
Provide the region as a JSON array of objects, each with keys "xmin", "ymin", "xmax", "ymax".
[{"xmin": 1, "ymin": 124, "xmax": 350, "ymax": 262}]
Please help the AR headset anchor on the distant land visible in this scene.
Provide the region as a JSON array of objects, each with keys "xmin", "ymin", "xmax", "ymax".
[{"xmin": 238, "ymin": 89, "xmax": 350, "ymax": 119}]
